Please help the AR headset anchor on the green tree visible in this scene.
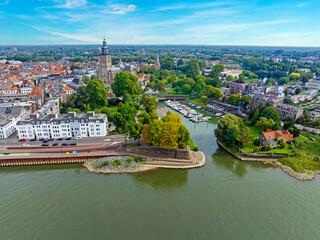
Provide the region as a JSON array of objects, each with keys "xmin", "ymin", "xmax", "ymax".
[
  {"xmin": 161, "ymin": 57, "xmax": 175, "ymax": 70},
  {"xmin": 283, "ymin": 98, "xmax": 294, "ymax": 105},
  {"xmin": 212, "ymin": 71, "xmax": 220, "ymax": 87},
  {"xmin": 87, "ymin": 78, "xmax": 108, "ymax": 108},
  {"xmin": 112, "ymin": 112, "xmax": 127, "ymax": 132},
  {"xmin": 112, "ymin": 72, "xmax": 142, "ymax": 102},
  {"xmin": 181, "ymin": 84, "xmax": 192, "ymax": 94},
  {"xmin": 278, "ymin": 77, "xmax": 289, "ymax": 85},
  {"xmin": 150, "ymin": 119, "xmax": 164, "ymax": 146},
  {"xmin": 128, "ymin": 122, "xmax": 143, "ymax": 142},
  {"xmin": 252, "ymin": 109, "xmax": 260, "ymax": 124},
  {"xmin": 255, "ymin": 117, "xmax": 275, "ymax": 131},
  {"xmin": 141, "ymin": 95, "xmax": 158, "ymax": 113},
  {"xmin": 261, "ymin": 106, "xmax": 281, "ymax": 124},
  {"xmin": 284, "ymin": 88, "xmax": 289, "ymax": 96}
]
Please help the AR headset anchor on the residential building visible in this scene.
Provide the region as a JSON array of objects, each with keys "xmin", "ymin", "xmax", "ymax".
[
  {"xmin": 63, "ymin": 85, "xmax": 75, "ymax": 95},
  {"xmin": 259, "ymin": 129, "xmax": 293, "ymax": 146},
  {"xmin": 0, "ymin": 115, "xmax": 16, "ymax": 139},
  {"xmin": 309, "ymin": 109, "xmax": 320, "ymax": 120},
  {"xmin": 229, "ymin": 82, "xmax": 246, "ymax": 95},
  {"xmin": 219, "ymin": 70, "xmax": 242, "ymax": 80},
  {"xmin": 305, "ymin": 77, "xmax": 320, "ymax": 90},
  {"xmin": 17, "ymin": 111, "xmax": 108, "ymax": 139},
  {"xmin": 276, "ymin": 104, "xmax": 303, "ymax": 121}
]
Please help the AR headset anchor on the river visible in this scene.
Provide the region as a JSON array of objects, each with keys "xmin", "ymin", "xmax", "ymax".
[{"xmin": 0, "ymin": 105, "xmax": 319, "ymax": 240}]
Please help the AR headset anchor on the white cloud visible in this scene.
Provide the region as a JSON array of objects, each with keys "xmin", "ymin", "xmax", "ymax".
[
  {"xmin": 103, "ymin": 4, "xmax": 137, "ymax": 15},
  {"xmin": 55, "ymin": 0, "xmax": 87, "ymax": 9},
  {"xmin": 32, "ymin": 26, "xmax": 100, "ymax": 43}
]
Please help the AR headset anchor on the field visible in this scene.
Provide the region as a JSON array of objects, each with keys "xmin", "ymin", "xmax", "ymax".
[{"xmin": 279, "ymin": 131, "xmax": 320, "ymax": 172}]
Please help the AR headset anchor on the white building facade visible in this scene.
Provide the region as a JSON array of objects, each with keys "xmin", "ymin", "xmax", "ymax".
[
  {"xmin": 0, "ymin": 116, "xmax": 16, "ymax": 139},
  {"xmin": 16, "ymin": 112, "xmax": 108, "ymax": 139}
]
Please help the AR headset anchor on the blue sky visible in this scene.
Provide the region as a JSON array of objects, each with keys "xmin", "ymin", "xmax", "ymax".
[{"xmin": 1, "ymin": 0, "xmax": 320, "ymax": 46}]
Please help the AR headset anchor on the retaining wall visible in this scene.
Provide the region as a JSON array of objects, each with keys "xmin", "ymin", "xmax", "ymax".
[{"xmin": 127, "ymin": 146, "xmax": 191, "ymax": 160}]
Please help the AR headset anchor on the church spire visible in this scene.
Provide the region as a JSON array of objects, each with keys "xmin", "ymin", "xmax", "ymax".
[{"xmin": 101, "ymin": 38, "xmax": 109, "ymax": 55}]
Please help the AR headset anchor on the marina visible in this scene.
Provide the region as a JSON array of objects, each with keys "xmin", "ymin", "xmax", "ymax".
[{"xmin": 165, "ymin": 100, "xmax": 213, "ymax": 122}]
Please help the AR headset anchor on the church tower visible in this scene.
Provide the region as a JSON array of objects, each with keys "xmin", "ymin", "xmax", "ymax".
[
  {"xmin": 99, "ymin": 38, "xmax": 112, "ymax": 85},
  {"xmin": 154, "ymin": 53, "xmax": 161, "ymax": 70}
]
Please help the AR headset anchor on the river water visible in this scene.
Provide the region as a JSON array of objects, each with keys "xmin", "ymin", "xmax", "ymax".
[{"xmin": 1, "ymin": 106, "xmax": 319, "ymax": 240}]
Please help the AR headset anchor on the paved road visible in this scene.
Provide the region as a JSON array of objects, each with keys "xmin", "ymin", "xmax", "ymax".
[
  {"xmin": 0, "ymin": 135, "xmax": 125, "ymax": 148},
  {"xmin": 295, "ymin": 124, "xmax": 320, "ymax": 134}
]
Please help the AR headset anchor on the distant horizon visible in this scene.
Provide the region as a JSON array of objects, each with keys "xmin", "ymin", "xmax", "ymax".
[
  {"xmin": 1, "ymin": 0, "xmax": 320, "ymax": 47},
  {"xmin": 1, "ymin": 43, "xmax": 320, "ymax": 49}
]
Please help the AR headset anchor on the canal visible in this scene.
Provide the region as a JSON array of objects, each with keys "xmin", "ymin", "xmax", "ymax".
[{"xmin": 0, "ymin": 105, "xmax": 319, "ymax": 240}]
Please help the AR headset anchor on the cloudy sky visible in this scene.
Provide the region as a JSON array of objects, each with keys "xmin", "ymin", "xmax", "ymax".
[{"xmin": 0, "ymin": 0, "xmax": 320, "ymax": 46}]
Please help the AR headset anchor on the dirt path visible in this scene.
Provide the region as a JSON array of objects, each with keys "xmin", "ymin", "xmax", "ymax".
[{"xmin": 135, "ymin": 110, "xmax": 142, "ymax": 123}]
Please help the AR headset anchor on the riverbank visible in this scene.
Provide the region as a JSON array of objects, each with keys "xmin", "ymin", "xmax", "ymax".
[{"xmin": 217, "ymin": 140, "xmax": 319, "ymax": 181}]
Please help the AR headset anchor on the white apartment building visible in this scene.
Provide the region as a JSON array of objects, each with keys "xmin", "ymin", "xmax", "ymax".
[
  {"xmin": 16, "ymin": 112, "xmax": 108, "ymax": 139},
  {"xmin": 0, "ymin": 116, "xmax": 16, "ymax": 139},
  {"xmin": 20, "ymin": 87, "xmax": 33, "ymax": 94}
]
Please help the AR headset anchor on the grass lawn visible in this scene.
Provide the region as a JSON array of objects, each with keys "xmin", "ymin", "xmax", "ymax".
[
  {"xmin": 190, "ymin": 98, "xmax": 206, "ymax": 107},
  {"xmin": 242, "ymin": 126, "xmax": 262, "ymax": 153},
  {"xmin": 265, "ymin": 144, "xmax": 293, "ymax": 155},
  {"xmin": 188, "ymin": 138, "xmax": 198, "ymax": 151},
  {"xmin": 279, "ymin": 131, "xmax": 320, "ymax": 172},
  {"xmin": 248, "ymin": 125, "xmax": 262, "ymax": 138}
]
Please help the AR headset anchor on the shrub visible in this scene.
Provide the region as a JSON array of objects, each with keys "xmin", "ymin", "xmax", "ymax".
[
  {"xmin": 126, "ymin": 157, "xmax": 133, "ymax": 163},
  {"xmin": 253, "ymin": 138, "xmax": 260, "ymax": 146},
  {"xmin": 253, "ymin": 147, "xmax": 262, "ymax": 153},
  {"xmin": 265, "ymin": 145, "xmax": 272, "ymax": 151},
  {"xmin": 111, "ymin": 160, "xmax": 122, "ymax": 167},
  {"xmin": 314, "ymin": 156, "xmax": 319, "ymax": 161},
  {"xmin": 194, "ymin": 146, "xmax": 199, "ymax": 151},
  {"xmin": 103, "ymin": 160, "xmax": 110, "ymax": 166},
  {"xmin": 97, "ymin": 164, "xmax": 102, "ymax": 168},
  {"xmin": 134, "ymin": 156, "xmax": 144, "ymax": 163}
]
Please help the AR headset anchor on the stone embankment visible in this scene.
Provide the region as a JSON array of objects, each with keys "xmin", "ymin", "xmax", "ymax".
[
  {"xmin": 84, "ymin": 151, "xmax": 205, "ymax": 174},
  {"xmin": 271, "ymin": 161, "xmax": 319, "ymax": 181}
]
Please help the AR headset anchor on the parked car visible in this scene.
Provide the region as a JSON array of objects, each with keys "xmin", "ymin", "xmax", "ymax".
[
  {"xmin": 75, "ymin": 136, "xmax": 82, "ymax": 140},
  {"xmin": 69, "ymin": 142, "xmax": 77, "ymax": 146},
  {"xmin": 22, "ymin": 143, "xmax": 29, "ymax": 147},
  {"xmin": 42, "ymin": 143, "xmax": 49, "ymax": 146},
  {"xmin": 19, "ymin": 138, "xmax": 26, "ymax": 142},
  {"xmin": 309, "ymin": 137, "xmax": 315, "ymax": 141},
  {"xmin": 303, "ymin": 128, "xmax": 307, "ymax": 131},
  {"xmin": 43, "ymin": 140, "xmax": 49, "ymax": 143},
  {"xmin": 38, "ymin": 138, "xmax": 44, "ymax": 141},
  {"xmin": 61, "ymin": 143, "xmax": 68, "ymax": 146},
  {"xmin": 30, "ymin": 138, "xmax": 36, "ymax": 141},
  {"xmin": 48, "ymin": 138, "xmax": 54, "ymax": 141},
  {"xmin": 65, "ymin": 137, "xmax": 72, "ymax": 140},
  {"xmin": 52, "ymin": 143, "xmax": 59, "ymax": 146},
  {"xmin": 57, "ymin": 138, "xmax": 63, "ymax": 141}
]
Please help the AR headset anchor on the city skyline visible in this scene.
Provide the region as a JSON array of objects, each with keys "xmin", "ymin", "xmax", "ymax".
[{"xmin": 1, "ymin": 0, "xmax": 320, "ymax": 47}]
